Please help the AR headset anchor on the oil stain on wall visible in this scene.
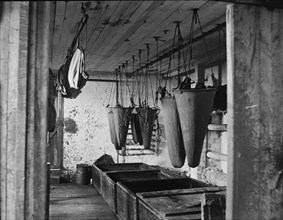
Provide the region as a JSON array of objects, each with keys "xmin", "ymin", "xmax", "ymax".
[{"xmin": 64, "ymin": 118, "xmax": 78, "ymax": 134}]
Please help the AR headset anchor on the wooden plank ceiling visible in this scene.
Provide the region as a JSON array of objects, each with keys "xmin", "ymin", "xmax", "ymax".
[{"xmin": 49, "ymin": 1, "xmax": 226, "ymax": 76}]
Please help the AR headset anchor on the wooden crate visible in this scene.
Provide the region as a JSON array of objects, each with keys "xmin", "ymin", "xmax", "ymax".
[
  {"xmin": 102, "ymin": 169, "xmax": 180, "ymax": 214},
  {"xmin": 91, "ymin": 163, "xmax": 154, "ymax": 194},
  {"xmin": 116, "ymin": 178, "xmax": 210, "ymax": 220},
  {"xmin": 137, "ymin": 186, "xmax": 226, "ymax": 220}
]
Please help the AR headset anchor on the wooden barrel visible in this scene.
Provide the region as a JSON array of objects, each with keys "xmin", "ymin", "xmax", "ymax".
[
  {"xmin": 131, "ymin": 112, "xmax": 143, "ymax": 145},
  {"xmin": 75, "ymin": 164, "xmax": 91, "ymax": 185},
  {"xmin": 106, "ymin": 107, "xmax": 121, "ymax": 150},
  {"xmin": 161, "ymin": 96, "xmax": 185, "ymax": 168},
  {"xmin": 112, "ymin": 107, "xmax": 133, "ymax": 147},
  {"xmin": 174, "ymin": 88, "xmax": 216, "ymax": 167},
  {"xmin": 136, "ymin": 107, "xmax": 157, "ymax": 149}
]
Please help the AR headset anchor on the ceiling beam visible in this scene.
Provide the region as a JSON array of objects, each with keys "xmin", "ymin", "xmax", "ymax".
[{"xmin": 211, "ymin": 0, "xmax": 283, "ymax": 8}]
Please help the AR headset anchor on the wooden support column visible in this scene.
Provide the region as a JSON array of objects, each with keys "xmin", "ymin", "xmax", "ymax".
[
  {"xmin": 227, "ymin": 4, "xmax": 283, "ymax": 220},
  {"xmin": 0, "ymin": 2, "xmax": 50, "ymax": 219}
]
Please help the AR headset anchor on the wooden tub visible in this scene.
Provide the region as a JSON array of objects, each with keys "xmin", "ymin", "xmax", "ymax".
[
  {"xmin": 91, "ymin": 163, "xmax": 153, "ymax": 194},
  {"xmin": 116, "ymin": 178, "xmax": 210, "ymax": 220},
  {"xmin": 102, "ymin": 169, "xmax": 181, "ymax": 214},
  {"xmin": 137, "ymin": 186, "xmax": 226, "ymax": 220}
]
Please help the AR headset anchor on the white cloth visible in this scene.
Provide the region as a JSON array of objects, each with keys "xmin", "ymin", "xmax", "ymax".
[{"xmin": 68, "ymin": 48, "xmax": 84, "ymax": 89}]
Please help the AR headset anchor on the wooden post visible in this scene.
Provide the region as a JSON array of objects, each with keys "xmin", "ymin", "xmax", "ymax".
[
  {"xmin": 57, "ymin": 92, "xmax": 64, "ymax": 170},
  {"xmin": 227, "ymin": 4, "xmax": 283, "ymax": 220},
  {"xmin": 0, "ymin": 2, "xmax": 50, "ymax": 219}
]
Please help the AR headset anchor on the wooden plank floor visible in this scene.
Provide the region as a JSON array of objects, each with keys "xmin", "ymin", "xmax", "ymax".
[{"xmin": 49, "ymin": 184, "xmax": 118, "ymax": 220}]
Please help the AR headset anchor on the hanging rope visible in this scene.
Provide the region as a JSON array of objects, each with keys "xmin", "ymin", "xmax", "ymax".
[
  {"xmin": 154, "ymin": 37, "xmax": 161, "ymax": 106},
  {"xmin": 165, "ymin": 23, "xmax": 178, "ymax": 89},
  {"xmin": 107, "ymin": 69, "xmax": 118, "ymax": 107},
  {"xmin": 195, "ymin": 9, "xmax": 215, "ymax": 83},
  {"xmin": 138, "ymin": 49, "xmax": 143, "ymax": 107},
  {"xmin": 120, "ymin": 64, "xmax": 124, "ymax": 107},
  {"xmin": 131, "ymin": 55, "xmax": 136, "ymax": 107},
  {"xmin": 115, "ymin": 67, "xmax": 120, "ymax": 106},
  {"xmin": 145, "ymin": 44, "xmax": 150, "ymax": 107},
  {"xmin": 125, "ymin": 60, "xmax": 132, "ymax": 107},
  {"xmin": 145, "ymin": 44, "xmax": 156, "ymax": 108}
]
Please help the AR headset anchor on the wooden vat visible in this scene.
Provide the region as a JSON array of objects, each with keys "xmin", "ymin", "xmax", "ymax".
[
  {"xmin": 102, "ymin": 169, "xmax": 180, "ymax": 214},
  {"xmin": 116, "ymin": 178, "xmax": 209, "ymax": 220},
  {"xmin": 137, "ymin": 186, "xmax": 226, "ymax": 220},
  {"xmin": 92, "ymin": 163, "xmax": 153, "ymax": 194}
]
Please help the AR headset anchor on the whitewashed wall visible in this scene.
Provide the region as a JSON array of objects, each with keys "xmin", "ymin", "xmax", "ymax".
[{"xmin": 63, "ymin": 63, "xmax": 227, "ymax": 181}]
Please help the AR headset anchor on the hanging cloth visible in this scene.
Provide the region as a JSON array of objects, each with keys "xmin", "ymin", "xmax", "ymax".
[
  {"xmin": 68, "ymin": 46, "xmax": 88, "ymax": 89},
  {"xmin": 106, "ymin": 107, "xmax": 121, "ymax": 150}
]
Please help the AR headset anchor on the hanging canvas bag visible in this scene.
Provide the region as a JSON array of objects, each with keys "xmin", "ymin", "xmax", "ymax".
[
  {"xmin": 161, "ymin": 96, "xmax": 185, "ymax": 168},
  {"xmin": 131, "ymin": 111, "xmax": 143, "ymax": 145}
]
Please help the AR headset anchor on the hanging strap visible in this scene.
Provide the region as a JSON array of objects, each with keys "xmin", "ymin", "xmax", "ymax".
[
  {"xmin": 165, "ymin": 23, "xmax": 178, "ymax": 89},
  {"xmin": 195, "ymin": 9, "xmax": 215, "ymax": 82}
]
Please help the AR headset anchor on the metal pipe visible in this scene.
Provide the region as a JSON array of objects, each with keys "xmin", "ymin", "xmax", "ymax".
[
  {"xmin": 207, "ymin": 151, "xmax": 228, "ymax": 161},
  {"xmin": 87, "ymin": 79, "xmax": 118, "ymax": 82},
  {"xmin": 130, "ymin": 23, "xmax": 226, "ymax": 74},
  {"xmin": 208, "ymin": 124, "xmax": 227, "ymax": 132}
]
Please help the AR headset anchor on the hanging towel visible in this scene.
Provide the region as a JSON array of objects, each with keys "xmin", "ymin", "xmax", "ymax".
[{"xmin": 68, "ymin": 47, "xmax": 85, "ymax": 89}]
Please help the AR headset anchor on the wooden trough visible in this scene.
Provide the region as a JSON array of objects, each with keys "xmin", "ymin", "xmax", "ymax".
[
  {"xmin": 116, "ymin": 178, "xmax": 209, "ymax": 220},
  {"xmin": 92, "ymin": 163, "xmax": 154, "ymax": 195},
  {"xmin": 137, "ymin": 186, "xmax": 226, "ymax": 220},
  {"xmin": 102, "ymin": 169, "xmax": 181, "ymax": 214}
]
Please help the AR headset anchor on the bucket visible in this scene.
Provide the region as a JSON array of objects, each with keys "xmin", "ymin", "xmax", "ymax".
[
  {"xmin": 136, "ymin": 107, "xmax": 157, "ymax": 149},
  {"xmin": 131, "ymin": 112, "xmax": 143, "ymax": 145},
  {"xmin": 106, "ymin": 107, "xmax": 121, "ymax": 150},
  {"xmin": 112, "ymin": 107, "xmax": 133, "ymax": 147},
  {"xmin": 174, "ymin": 88, "xmax": 216, "ymax": 167},
  {"xmin": 75, "ymin": 164, "xmax": 91, "ymax": 185},
  {"xmin": 161, "ymin": 96, "xmax": 185, "ymax": 168}
]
